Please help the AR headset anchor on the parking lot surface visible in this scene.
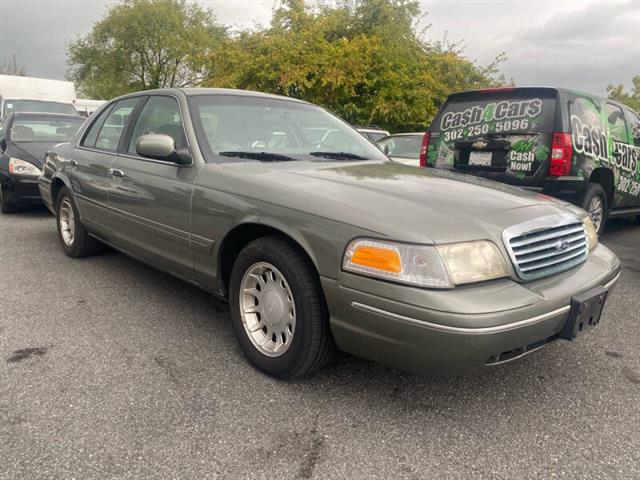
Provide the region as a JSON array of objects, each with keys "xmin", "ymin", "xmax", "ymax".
[{"xmin": 2, "ymin": 207, "xmax": 640, "ymax": 480}]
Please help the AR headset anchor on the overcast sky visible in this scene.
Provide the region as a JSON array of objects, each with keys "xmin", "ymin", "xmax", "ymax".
[{"xmin": 1, "ymin": 0, "xmax": 638, "ymax": 96}]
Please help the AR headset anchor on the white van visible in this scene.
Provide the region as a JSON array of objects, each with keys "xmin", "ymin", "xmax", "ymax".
[
  {"xmin": 74, "ymin": 98, "xmax": 106, "ymax": 117},
  {"xmin": 0, "ymin": 75, "xmax": 78, "ymax": 119}
]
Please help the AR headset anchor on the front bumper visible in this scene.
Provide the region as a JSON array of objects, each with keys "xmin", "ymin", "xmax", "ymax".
[
  {"xmin": 0, "ymin": 172, "xmax": 42, "ymax": 206},
  {"xmin": 322, "ymin": 243, "xmax": 620, "ymax": 375}
]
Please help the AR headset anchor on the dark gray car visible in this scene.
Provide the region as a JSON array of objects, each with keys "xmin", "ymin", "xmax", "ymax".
[{"xmin": 39, "ymin": 88, "xmax": 620, "ymax": 379}]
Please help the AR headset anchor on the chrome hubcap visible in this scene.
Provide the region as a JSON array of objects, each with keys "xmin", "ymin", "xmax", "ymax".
[
  {"xmin": 239, "ymin": 262, "xmax": 296, "ymax": 357},
  {"xmin": 588, "ymin": 196, "xmax": 604, "ymax": 232},
  {"xmin": 59, "ymin": 198, "xmax": 75, "ymax": 247}
]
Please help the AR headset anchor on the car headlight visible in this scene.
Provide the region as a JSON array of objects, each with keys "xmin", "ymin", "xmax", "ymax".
[
  {"xmin": 582, "ymin": 215, "xmax": 598, "ymax": 251},
  {"xmin": 9, "ymin": 158, "xmax": 42, "ymax": 176},
  {"xmin": 343, "ymin": 238, "xmax": 509, "ymax": 288}
]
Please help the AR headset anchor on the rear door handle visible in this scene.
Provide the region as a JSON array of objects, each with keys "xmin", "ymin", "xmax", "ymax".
[
  {"xmin": 68, "ymin": 159, "xmax": 78, "ymax": 166},
  {"xmin": 109, "ymin": 168, "xmax": 124, "ymax": 177}
]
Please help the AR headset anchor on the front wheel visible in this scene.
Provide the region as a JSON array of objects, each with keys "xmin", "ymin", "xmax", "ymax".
[
  {"xmin": 55, "ymin": 187, "xmax": 103, "ymax": 257},
  {"xmin": 229, "ymin": 236, "xmax": 336, "ymax": 379},
  {"xmin": 580, "ymin": 183, "xmax": 607, "ymax": 236}
]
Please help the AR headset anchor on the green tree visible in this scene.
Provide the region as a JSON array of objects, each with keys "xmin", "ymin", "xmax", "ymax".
[
  {"xmin": 607, "ymin": 75, "xmax": 640, "ymax": 112},
  {"xmin": 206, "ymin": 0, "xmax": 505, "ymax": 132},
  {"xmin": 67, "ymin": 0, "xmax": 225, "ymax": 99}
]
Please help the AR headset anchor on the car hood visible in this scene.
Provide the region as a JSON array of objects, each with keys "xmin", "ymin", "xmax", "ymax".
[{"xmin": 211, "ymin": 160, "xmax": 576, "ymax": 244}]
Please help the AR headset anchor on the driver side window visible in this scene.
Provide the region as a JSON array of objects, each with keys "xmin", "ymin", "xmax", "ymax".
[{"xmin": 128, "ymin": 96, "xmax": 186, "ymax": 155}]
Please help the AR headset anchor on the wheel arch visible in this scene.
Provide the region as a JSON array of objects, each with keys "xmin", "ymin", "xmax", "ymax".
[
  {"xmin": 217, "ymin": 220, "xmax": 320, "ymax": 296},
  {"xmin": 588, "ymin": 168, "xmax": 615, "ymax": 206},
  {"xmin": 50, "ymin": 175, "xmax": 72, "ymax": 208}
]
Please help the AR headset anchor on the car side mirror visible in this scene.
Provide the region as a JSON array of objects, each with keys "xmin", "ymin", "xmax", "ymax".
[
  {"xmin": 378, "ymin": 143, "xmax": 390, "ymax": 155},
  {"xmin": 135, "ymin": 134, "xmax": 190, "ymax": 164}
]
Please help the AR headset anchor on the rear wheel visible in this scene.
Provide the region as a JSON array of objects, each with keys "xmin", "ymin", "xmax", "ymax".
[
  {"xmin": 229, "ymin": 236, "xmax": 336, "ymax": 379},
  {"xmin": 0, "ymin": 188, "xmax": 19, "ymax": 213},
  {"xmin": 580, "ymin": 183, "xmax": 607, "ymax": 236},
  {"xmin": 55, "ymin": 187, "xmax": 103, "ymax": 257}
]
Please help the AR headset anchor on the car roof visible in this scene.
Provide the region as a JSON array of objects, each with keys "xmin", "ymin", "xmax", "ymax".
[
  {"xmin": 387, "ymin": 132, "xmax": 424, "ymax": 137},
  {"xmin": 355, "ymin": 126, "xmax": 388, "ymax": 132},
  {"xmin": 10, "ymin": 112, "xmax": 83, "ymax": 120},
  {"xmin": 446, "ymin": 86, "xmax": 634, "ymax": 112},
  {"xmin": 114, "ymin": 87, "xmax": 312, "ymax": 105}
]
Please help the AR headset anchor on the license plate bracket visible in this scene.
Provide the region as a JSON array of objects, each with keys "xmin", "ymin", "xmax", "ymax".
[
  {"xmin": 559, "ymin": 286, "xmax": 608, "ymax": 341},
  {"xmin": 468, "ymin": 151, "xmax": 492, "ymax": 167}
]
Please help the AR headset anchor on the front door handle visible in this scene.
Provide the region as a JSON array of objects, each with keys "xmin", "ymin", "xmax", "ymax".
[
  {"xmin": 109, "ymin": 168, "xmax": 124, "ymax": 177},
  {"xmin": 68, "ymin": 159, "xmax": 78, "ymax": 166}
]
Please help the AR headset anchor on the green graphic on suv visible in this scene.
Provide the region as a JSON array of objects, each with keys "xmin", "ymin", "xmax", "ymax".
[{"xmin": 423, "ymin": 87, "xmax": 640, "ymax": 234}]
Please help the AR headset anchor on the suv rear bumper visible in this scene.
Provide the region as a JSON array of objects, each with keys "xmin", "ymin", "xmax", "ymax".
[
  {"xmin": 541, "ymin": 176, "xmax": 587, "ymax": 204},
  {"xmin": 322, "ymin": 243, "xmax": 620, "ymax": 375}
]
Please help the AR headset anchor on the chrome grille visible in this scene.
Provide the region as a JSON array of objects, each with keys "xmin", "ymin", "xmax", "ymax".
[{"xmin": 503, "ymin": 214, "xmax": 588, "ymax": 281}]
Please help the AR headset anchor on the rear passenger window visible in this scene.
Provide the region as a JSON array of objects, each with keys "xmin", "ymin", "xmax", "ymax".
[
  {"xmin": 604, "ymin": 103, "xmax": 628, "ymax": 143},
  {"xmin": 128, "ymin": 96, "xmax": 186, "ymax": 154},
  {"xmin": 82, "ymin": 105, "xmax": 112, "ymax": 147},
  {"xmin": 94, "ymin": 98, "xmax": 140, "ymax": 152},
  {"xmin": 627, "ymin": 109, "xmax": 640, "ymax": 146}
]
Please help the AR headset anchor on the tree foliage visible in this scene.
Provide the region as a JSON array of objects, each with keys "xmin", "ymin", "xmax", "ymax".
[
  {"xmin": 67, "ymin": 0, "xmax": 225, "ymax": 99},
  {"xmin": 607, "ymin": 75, "xmax": 640, "ymax": 112},
  {"xmin": 206, "ymin": 0, "xmax": 506, "ymax": 131}
]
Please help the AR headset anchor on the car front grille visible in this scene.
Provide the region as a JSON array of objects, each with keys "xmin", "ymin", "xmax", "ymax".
[{"xmin": 503, "ymin": 214, "xmax": 588, "ymax": 281}]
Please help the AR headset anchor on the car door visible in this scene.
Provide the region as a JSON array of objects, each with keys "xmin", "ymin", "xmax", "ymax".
[
  {"xmin": 68, "ymin": 97, "xmax": 142, "ymax": 236},
  {"xmin": 623, "ymin": 107, "xmax": 640, "ymax": 207},
  {"xmin": 603, "ymin": 102, "xmax": 635, "ymax": 209},
  {"xmin": 107, "ymin": 94, "xmax": 199, "ymax": 282}
]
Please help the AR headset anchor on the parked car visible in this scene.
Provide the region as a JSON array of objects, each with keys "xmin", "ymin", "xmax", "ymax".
[
  {"xmin": 40, "ymin": 88, "xmax": 620, "ymax": 379},
  {"xmin": 375, "ymin": 132, "xmax": 424, "ymax": 165},
  {"xmin": 0, "ymin": 75, "xmax": 78, "ymax": 119},
  {"xmin": 356, "ymin": 126, "xmax": 390, "ymax": 143},
  {"xmin": 0, "ymin": 112, "xmax": 85, "ymax": 212},
  {"xmin": 421, "ymin": 86, "xmax": 640, "ymax": 234},
  {"xmin": 74, "ymin": 98, "xmax": 107, "ymax": 117}
]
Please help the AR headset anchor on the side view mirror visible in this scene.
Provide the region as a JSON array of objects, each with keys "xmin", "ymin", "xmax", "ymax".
[
  {"xmin": 135, "ymin": 134, "xmax": 190, "ymax": 164},
  {"xmin": 378, "ymin": 143, "xmax": 390, "ymax": 155}
]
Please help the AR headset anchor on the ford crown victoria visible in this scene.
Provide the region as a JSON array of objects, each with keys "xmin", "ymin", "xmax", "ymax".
[{"xmin": 39, "ymin": 88, "xmax": 620, "ymax": 378}]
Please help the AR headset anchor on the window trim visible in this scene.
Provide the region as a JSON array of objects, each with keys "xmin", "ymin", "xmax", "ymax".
[
  {"xmin": 115, "ymin": 92, "xmax": 194, "ymax": 167},
  {"xmin": 78, "ymin": 96, "xmax": 144, "ymax": 154}
]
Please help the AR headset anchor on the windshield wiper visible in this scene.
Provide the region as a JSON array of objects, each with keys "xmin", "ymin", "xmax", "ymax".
[
  {"xmin": 309, "ymin": 151, "xmax": 368, "ymax": 160},
  {"xmin": 218, "ymin": 151, "xmax": 296, "ymax": 162}
]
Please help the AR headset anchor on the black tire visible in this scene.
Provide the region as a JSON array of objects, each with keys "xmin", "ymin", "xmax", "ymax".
[
  {"xmin": 55, "ymin": 187, "xmax": 103, "ymax": 258},
  {"xmin": 229, "ymin": 236, "xmax": 336, "ymax": 379},
  {"xmin": 0, "ymin": 188, "xmax": 19, "ymax": 213},
  {"xmin": 580, "ymin": 183, "xmax": 607, "ymax": 236}
]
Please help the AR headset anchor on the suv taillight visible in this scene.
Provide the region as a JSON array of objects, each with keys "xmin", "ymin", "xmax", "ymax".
[
  {"xmin": 419, "ymin": 132, "xmax": 431, "ymax": 167},
  {"xmin": 549, "ymin": 132, "xmax": 572, "ymax": 177}
]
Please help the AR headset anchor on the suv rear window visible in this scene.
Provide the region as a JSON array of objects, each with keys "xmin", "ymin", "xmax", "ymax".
[{"xmin": 433, "ymin": 92, "xmax": 556, "ymax": 140}]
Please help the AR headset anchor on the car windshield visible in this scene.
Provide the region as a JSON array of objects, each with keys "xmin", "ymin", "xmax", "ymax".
[
  {"xmin": 377, "ymin": 135, "xmax": 423, "ymax": 158},
  {"xmin": 188, "ymin": 94, "xmax": 388, "ymax": 162},
  {"xmin": 4, "ymin": 99, "xmax": 78, "ymax": 116},
  {"xmin": 10, "ymin": 116, "xmax": 85, "ymax": 142}
]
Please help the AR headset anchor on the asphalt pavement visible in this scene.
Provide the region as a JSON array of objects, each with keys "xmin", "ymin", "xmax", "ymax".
[{"xmin": 1, "ymin": 207, "xmax": 639, "ymax": 480}]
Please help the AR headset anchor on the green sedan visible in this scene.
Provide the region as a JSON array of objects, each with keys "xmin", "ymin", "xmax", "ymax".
[{"xmin": 39, "ymin": 88, "xmax": 621, "ymax": 378}]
